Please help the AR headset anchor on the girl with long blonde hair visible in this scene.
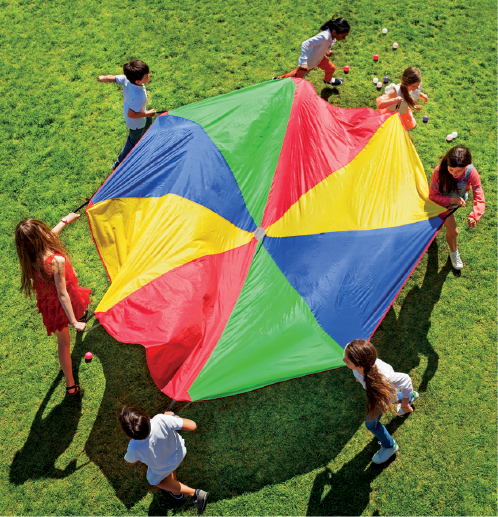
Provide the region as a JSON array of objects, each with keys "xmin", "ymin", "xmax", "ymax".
[
  {"xmin": 15, "ymin": 213, "xmax": 91, "ymax": 396},
  {"xmin": 344, "ymin": 339, "xmax": 419, "ymax": 464}
]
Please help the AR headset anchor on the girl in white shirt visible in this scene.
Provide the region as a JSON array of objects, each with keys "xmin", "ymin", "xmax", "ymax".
[
  {"xmin": 344, "ymin": 339, "xmax": 419, "ymax": 464},
  {"xmin": 276, "ymin": 17, "xmax": 350, "ymax": 86},
  {"xmin": 376, "ymin": 66, "xmax": 428, "ymax": 130}
]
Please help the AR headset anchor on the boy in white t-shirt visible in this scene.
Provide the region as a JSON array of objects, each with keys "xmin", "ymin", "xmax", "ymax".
[
  {"xmin": 118, "ymin": 406, "xmax": 208, "ymax": 513},
  {"xmin": 98, "ymin": 60, "xmax": 156, "ymax": 170}
]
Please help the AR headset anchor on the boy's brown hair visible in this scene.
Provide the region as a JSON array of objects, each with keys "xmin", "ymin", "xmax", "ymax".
[
  {"xmin": 123, "ymin": 60, "xmax": 150, "ymax": 85},
  {"xmin": 118, "ymin": 406, "xmax": 151, "ymax": 440}
]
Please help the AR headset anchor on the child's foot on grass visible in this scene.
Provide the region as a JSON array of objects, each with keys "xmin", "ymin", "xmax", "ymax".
[
  {"xmin": 450, "ymin": 250, "xmax": 464, "ymax": 269},
  {"xmin": 372, "ymin": 440, "xmax": 399, "ymax": 464},
  {"xmin": 193, "ymin": 489, "xmax": 209, "ymax": 514},
  {"xmin": 160, "ymin": 489, "xmax": 187, "ymax": 507},
  {"xmin": 323, "ymin": 78, "xmax": 343, "ymax": 86}
]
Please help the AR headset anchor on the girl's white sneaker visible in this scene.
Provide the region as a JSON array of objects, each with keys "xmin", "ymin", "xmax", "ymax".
[{"xmin": 450, "ymin": 250, "xmax": 464, "ymax": 270}]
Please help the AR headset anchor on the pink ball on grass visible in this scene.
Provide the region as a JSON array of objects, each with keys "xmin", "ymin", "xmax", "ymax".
[
  {"xmin": 85, "ymin": 352, "xmax": 93, "ymax": 360},
  {"xmin": 373, "ymin": 54, "xmax": 379, "ymax": 61},
  {"xmin": 376, "ymin": 82, "xmax": 382, "ymax": 89},
  {"xmin": 344, "ymin": 65, "xmax": 350, "ymax": 73},
  {"xmin": 393, "ymin": 42, "xmax": 399, "ymax": 49}
]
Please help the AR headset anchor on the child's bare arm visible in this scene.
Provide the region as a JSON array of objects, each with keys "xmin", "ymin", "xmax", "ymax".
[
  {"xmin": 127, "ymin": 108, "xmax": 156, "ymax": 118},
  {"xmin": 180, "ymin": 418, "xmax": 197, "ymax": 431},
  {"xmin": 98, "ymin": 75, "xmax": 116, "ymax": 82},
  {"xmin": 53, "ymin": 256, "xmax": 86, "ymax": 331},
  {"xmin": 377, "ymin": 89, "xmax": 401, "ymax": 109}
]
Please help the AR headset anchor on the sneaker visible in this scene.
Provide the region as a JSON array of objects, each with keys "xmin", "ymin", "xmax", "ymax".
[
  {"xmin": 160, "ymin": 489, "xmax": 187, "ymax": 505},
  {"xmin": 193, "ymin": 489, "xmax": 209, "ymax": 514},
  {"xmin": 372, "ymin": 440, "xmax": 399, "ymax": 464},
  {"xmin": 323, "ymin": 78, "xmax": 343, "ymax": 86},
  {"xmin": 397, "ymin": 391, "xmax": 419, "ymax": 415},
  {"xmin": 450, "ymin": 250, "xmax": 464, "ymax": 270}
]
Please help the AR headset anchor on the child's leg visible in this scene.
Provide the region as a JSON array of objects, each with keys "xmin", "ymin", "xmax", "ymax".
[
  {"xmin": 157, "ymin": 471, "xmax": 195, "ymax": 497},
  {"xmin": 443, "ymin": 213, "xmax": 459, "ymax": 252},
  {"xmin": 365, "ymin": 412, "xmax": 395, "ymax": 449},
  {"xmin": 113, "ymin": 123, "xmax": 149, "ymax": 169},
  {"xmin": 278, "ymin": 67, "xmax": 308, "ymax": 79},
  {"xmin": 316, "ymin": 56, "xmax": 336, "ymax": 82},
  {"xmin": 54, "ymin": 327, "xmax": 76, "ymax": 393}
]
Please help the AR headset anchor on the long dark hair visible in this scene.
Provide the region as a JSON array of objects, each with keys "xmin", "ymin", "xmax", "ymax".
[
  {"xmin": 438, "ymin": 146, "xmax": 472, "ymax": 195},
  {"xmin": 345, "ymin": 339, "xmax": 397, "ymax": 419},
  {"xmin": 15, "ymin": 219, "xmax": 69, "ymax": 297},
  {"xmin": 320, "ymin": 17, "xmax": 350, "ymax": 34},
  {"xmin": 400, "ymin": 67, "xmax": 422, "ymax": 111}
]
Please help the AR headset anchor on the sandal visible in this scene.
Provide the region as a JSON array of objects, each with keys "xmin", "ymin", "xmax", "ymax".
[{"xmin": 66, "ymin": 385, "xmax": 81, "ymax": 397}]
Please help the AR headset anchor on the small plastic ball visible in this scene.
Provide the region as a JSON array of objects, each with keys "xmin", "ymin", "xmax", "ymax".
[
  {"xmin": 85, "ymin": 352, "xmax": 93, "ymax": 360},
  {"xmin": 423, "ymin": 116, "xmax": 429, "ymax": 123},
  {"xmin": 393, "ymin": 42, "xmax": 399, "ymax": 49},
  {"xmin": 373, "ymin": 77, "xmax": 378, "ymax": 83},
  {"xmin": 344, "ymin": 65, "xmax": 350, "ymax": 72},
  {"xmin": 446, "ymin": 135, "xmax": 454, "ymax": 142},
  {"xmin": 383, "ymin": 76, "xmax": 389, "ymax": 83},
  {"xmin": 373, "ymin": 54, "xmax": 379, "ymax": 61},
  {"xmin": 451, "ymin": 131, "xmax": 458, "ymax": 138},
  {"xmin": 382, "ymin": 28, "xmax": 388, "ymax": 34},
  {"xmin": 376, "ymin": 82, "xmax": 382, "ymax": 89},
  {"xmin": 339, "ymin": 77, "xmax": 344, "ymax": 82}
]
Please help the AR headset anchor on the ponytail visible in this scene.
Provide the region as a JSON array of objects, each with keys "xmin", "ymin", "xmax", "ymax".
[
  {"xmin": 320, "ymin": 17, "xmax": 350, "ymax": 34},
  {"xmin": 345, "ymin": 340, "xmax": 397, "ymax": 419},
  {"xmin": 400, "ymin": 67, "xmax": 423, "ymax": 112}
]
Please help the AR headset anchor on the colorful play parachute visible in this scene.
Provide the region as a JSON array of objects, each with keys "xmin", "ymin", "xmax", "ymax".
[{"xmin": 87, "ymin": 78, "xmax": 445, "ymax": 402}]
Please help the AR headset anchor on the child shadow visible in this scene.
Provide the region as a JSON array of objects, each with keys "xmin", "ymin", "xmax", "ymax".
[
  {"xmin": 372, "ymin": 240, "xmax": 451, "ymax": 392},
  {"xmin": 306, "ymin": 414, "xmax": 409, "ymax": 516},
  {"xmin": 9, "ymin": 333, "xmax": 86, "ymax": 485},
  {"xmin": 320, "ymin": 87, "xmax": 340, "ymax": 102},
  {"xmin": 80, "ymin": 332, "xmax": 168, "ymax": 509}
]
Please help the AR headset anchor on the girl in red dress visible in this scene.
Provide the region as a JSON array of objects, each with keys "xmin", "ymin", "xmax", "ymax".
[{"xmin": 15, "ymin": 213, "xmax": 91, "ymax": 396}]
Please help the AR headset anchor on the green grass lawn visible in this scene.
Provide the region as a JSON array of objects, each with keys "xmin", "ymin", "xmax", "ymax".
[{"xmin": 0, "ymin": 0, "xmax": 496, "ymax": 515}]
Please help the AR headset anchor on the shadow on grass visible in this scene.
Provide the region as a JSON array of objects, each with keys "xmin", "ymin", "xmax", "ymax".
[
  {"xmin": 10, "ymin": 335, "xmax": 86, "ymax": 485},
  {"xmin": 306, "ymin": 416, "xmax": 409, "ymax": 516},
  {"xmin": 320, "ymin": 86, "xmax": 341, "ymax": 101},
  {"xmin": 9, "ymin": 241, "xmax": 449, "ymax": 514},
  {"xmin": 372, "ymin": 240, "xmax": 451, "ymax": 393}
]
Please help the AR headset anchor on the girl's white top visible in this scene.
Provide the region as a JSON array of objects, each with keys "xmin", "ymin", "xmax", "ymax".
[
  {"xmin": 299, "ymin": 29, "xmax": 336, "ymax": 70},
  {"xmin": 343, "ymin": 343, "xmax": 414, "ymax": 398},
  {"xmin": 385, "ymin": 82, "xmax": 423, "ymax": 114}
]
